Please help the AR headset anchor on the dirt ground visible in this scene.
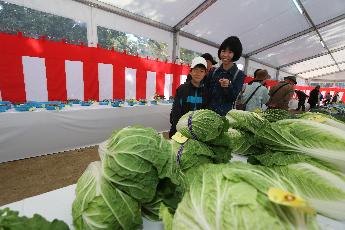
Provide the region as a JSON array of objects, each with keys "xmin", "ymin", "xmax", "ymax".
[{"xmin": 0, "ymin": 146, "xmax": 100, "ymax": 206}]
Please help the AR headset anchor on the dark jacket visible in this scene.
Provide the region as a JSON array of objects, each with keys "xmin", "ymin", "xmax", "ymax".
[
  {"xmin": 308, "ymin": 89, "xmax": 319, "ymax": 105},
  {"xmin": 267, "ymin": 81, "xmax": 294, "ymax": 110},
  {"xmin": 204, "ymin": 64, "xmax": 245, "ymax": 116},
  {"xmin": 169, "ymin": 82, "xmax": 208, "ymax": 137},
  {"xmin": 295, "ymin": 90, "xmax": 308, "ymax": 101}
]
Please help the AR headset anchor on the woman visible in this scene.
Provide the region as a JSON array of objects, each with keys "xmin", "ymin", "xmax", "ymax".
[
  {"xmin": 240, "ymin": 69, "xmax": 270, "ymax": 111},
  {"xmin": 204, "ymin": 36, "xmax": 245, "ymax": 116}
]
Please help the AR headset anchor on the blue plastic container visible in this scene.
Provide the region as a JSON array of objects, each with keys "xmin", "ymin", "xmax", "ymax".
[
  {"xmin": 150, "ymin": 100, "xmax": 158, "ymax": 105},
  {"xmin": 0, "ymin": 106, "xmax": 7, "ymax": 112},
  {"xmin": 14, "ymin": 105, "xmax": 31, "ymax": 112},
  {"xmin": 138, "ymin": 102, "xmax": 146, "ymax": 105},
  {"xmin": 0, "ymin": 101, "xmax": 12, "ymax": 110},
  {"xmin": 111, "ymin": 102, "xmax": 120, "ymax": 107},
  {"xmin": 99, "ymin": 101, "xmax": 109, "ymax": 105},
  {"xmin": 46, "ymin": 105, "xmax": 58, "ymax": 110},
  {"xmin": 81, "ymin": 102, "xmax": 92, "ymax": 106}
]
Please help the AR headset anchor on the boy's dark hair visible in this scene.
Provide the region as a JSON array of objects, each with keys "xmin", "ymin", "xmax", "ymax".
[
  {"xmin": 192, "ymin": 64, "xmax": 207, "ymax": 70},
  {"xmin": 218, "ymin": 36, "xmax": 243, "ymax": 62}
]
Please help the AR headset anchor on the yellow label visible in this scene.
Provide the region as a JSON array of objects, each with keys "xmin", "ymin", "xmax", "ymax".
[
  {"xmin": 267, "ymin": 188, "xmax": 315, "ymax": 214},
  {"xmin": 29, "ymin": 107, "xmax": 35, "ymax": 112},
  {"xmin": 171, "ymin": 132, "xmax": 188, "ymax": 144}
]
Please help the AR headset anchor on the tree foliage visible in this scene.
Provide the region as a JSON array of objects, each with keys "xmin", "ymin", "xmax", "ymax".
[{"xmin": 0, "ymin": 1, "xmax": 87, "ymax": 44}]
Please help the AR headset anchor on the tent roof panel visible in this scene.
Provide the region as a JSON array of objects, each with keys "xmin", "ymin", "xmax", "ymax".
[
  {"xmin": 251, "ymin": 32, "xmax": 325, "ymax": 67},
  {"xmin": 319, "ymin": 18, "xmax": 345, "ymax": 50},
  {"xmin": 303, "ymin": 0, "xmax": 345, "ymax": 25},
  {"xmin": 181, "ymin": 0, "xmax": 309, "ymax": 54},
  {"xmin": 331, "ymin": 47, "xmax": 345, "ymax": 63},
  {"xmin": 300, "ymin": 65, "xmax": 339, "ymax": 79},
  {"xmin": 340, "ymin": 63, "xmax": 345, "ymax": 71},
  {"xmin": 282, "ymin": 54, "xmax": 335, "ymax": 74},
  {"xmin": 96, "ymin": 0, "xmax": 204, "ymax": 26},
  {"xmin": 311, "ymin": 70, "xmax": 345, "ymax": 81}
]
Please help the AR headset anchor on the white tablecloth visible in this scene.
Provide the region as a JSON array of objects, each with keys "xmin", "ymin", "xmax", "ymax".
[
  {"xmin": 0, "ymin": 104, "xmax": 172, "ymax": 163},
  {"xmin": 1, "ymin": 183, "xmax": 344, "ymax": 230}
]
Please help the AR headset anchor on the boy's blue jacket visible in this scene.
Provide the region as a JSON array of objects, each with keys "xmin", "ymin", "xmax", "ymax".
[{"xmin": 169, "ymin": 81, "xmax": 208, "ymax": 137}]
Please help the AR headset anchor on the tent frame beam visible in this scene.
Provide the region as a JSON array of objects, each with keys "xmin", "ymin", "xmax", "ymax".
[{"xmin": 173, "ymin": 0, "xmax": 217, "ymax": 31}]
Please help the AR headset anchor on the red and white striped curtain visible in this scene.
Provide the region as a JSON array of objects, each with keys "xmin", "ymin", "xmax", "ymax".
[{"xmin": 0, "ymin": 33, "xmax": 190, "ymax": 103}]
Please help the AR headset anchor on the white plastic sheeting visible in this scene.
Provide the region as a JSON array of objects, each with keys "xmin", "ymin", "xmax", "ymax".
[
  {"xmin": 252, "ymin": 32, "xmax": 324, "ymax": 67},
  {"xmin": 97, "ymin": 0, "xmax": 204, "ymax": 26},
  {"xmin": 283, "ymin": 55, "xmax": 335, "ymax": 74},
  {"xmin": 181, "ymin": 0, "xmax": 309, "ymax": 54}
]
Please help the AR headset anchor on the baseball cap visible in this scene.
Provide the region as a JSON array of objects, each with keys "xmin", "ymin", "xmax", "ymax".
[{"xmin": 191, "ymin": 56, "xmax": 207, "ymax": 69}]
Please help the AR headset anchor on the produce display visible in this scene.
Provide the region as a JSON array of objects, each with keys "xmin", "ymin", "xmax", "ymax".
[
  {"xmin": 71, "ymin": 109, "xmax": 345, "ymax": 230},
  {"xmin": 3, "ymin": 108, "xmax": 345, "ymax": 230}
]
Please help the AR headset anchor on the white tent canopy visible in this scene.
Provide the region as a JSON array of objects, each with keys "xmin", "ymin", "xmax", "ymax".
[{"xmin": 5, "ymin": 0, "xmax": 345, "ymax": 83}]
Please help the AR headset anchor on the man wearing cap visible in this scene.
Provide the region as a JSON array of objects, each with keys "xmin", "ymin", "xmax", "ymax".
[
  {"xmin": 240, "ymin": 69, "xmax": 270, "ymax": 111},
  {"xmin": 169, "ymin": 56, "xmax": 209, "ymax": 138},
  {"xmin": 266, "ymin": 75, "xmax": 296, "ymax": 110}
]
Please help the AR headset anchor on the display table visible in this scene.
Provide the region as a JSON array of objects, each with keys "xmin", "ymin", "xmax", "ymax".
[
  {"xmin": 0, "ymin": 184, "xmax": 163, "ymax": 230},
  {"xmin": 0, "ymin": 104, "xmax": 172, "ymax": 163}
]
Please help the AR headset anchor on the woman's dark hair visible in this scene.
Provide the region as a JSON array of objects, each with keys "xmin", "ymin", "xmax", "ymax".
[
  {"xmin": 218, "ymin": 36, "xmax": 243, "ymax": 62},
  {"xmin": 254, "ymin": 69, "xmax": 262, "ymax": 77}
]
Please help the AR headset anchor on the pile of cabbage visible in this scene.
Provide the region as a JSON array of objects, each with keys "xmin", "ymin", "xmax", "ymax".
[{"xmin": 71, "ymin": 109, "xmax": 345, "ymax": 230}]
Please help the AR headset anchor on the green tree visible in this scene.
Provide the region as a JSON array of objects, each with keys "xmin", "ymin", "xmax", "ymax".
[
  {"xmin": 179, "ymin": 47, "xmax": 202, "ymax": 65},
  {"xmin": 0, "ymin": 1, "xmax": 87, "ymax": 44}
]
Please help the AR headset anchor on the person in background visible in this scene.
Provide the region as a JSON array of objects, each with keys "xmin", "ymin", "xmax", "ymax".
[
  {"xmin": 240, "ymin": 69, "xmax": 270, "ymax": 111},
  {"xmin": 295, "ymin": 90, "xmax": 308, "ymax": 111},
  {"xmin": 186, "ymin": 53, "xmax": 217, "ymax": 82},
  {"xmin": 318, "ymin": 92, "xmax": 324, "ymax": 106},
  {"xmin": 324, "ymin": 92, "xmax": 332, "ymax": 105},
  {"xmin": 331, "ymin": 92, "xmax": 339, "ymax": 104},
  {"xmin": 266, "ymin": 76, "xmax": 296, "ymax": 110},
  {"xmin": 205, "ymin": 36, "xmax": 245, "ymax": 116},
  {"xmin": 308, "ymin": 85, "xmax": 320, "ymax": 110},
  {"xmin": 169, "ymin": 56, "xmax": 208, "ymax": 138}
]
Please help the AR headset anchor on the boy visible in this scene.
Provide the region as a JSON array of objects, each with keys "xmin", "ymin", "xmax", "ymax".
[
  {"xmin": 169, "ymin": 56, "xmax": 208, "ymax": 138},
  {"xmin": 204, "ymin": 36, "xmax": 245, "ymax": 116}
]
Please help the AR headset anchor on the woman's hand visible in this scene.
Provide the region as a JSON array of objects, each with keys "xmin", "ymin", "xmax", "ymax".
[{"xmin": 219, "ymin": 78, "xmax": 230, "ymax": 87}]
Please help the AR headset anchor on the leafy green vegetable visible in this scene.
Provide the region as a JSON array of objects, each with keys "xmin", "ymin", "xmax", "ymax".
[
  {"xmin": 226, "ymin": 110, "xmax": 269, "ymax": 133},
  {"xmin": 176, "ymin": 110, "xmax": 225, "ymax": 142},
  {"xmin": 247, "ymin": 152, "xmax": 312, "ymax": 167},
  {"xmin": 273, "ymin": 162, "xmax": 345, "ymax": 220},
  {"xmin": 227, "ymin": 128, "xmax": 263, "ymax": 155},
  {"xmin": 102, "ymin": 126, "xmax": 165, "ymax": 202},
  {"xmin": 173, "ymin": 163, "xmax": 319, "ymax": 230},
  {"xmin": 297, "ymin": 112, "xmax": 345, "ymax": 131},
  {"xmin": 159, "ymin": 204, "xmax": 173, "ymax": 230},
  {"xmin": 0, "ymin": 208, "xmax": 69, "ymax": 230},
  {"xmin": 170, "ymin": 139, "xmax": 214, "ymax": 172},
  {"xmin": 262, "ymin": 109, "xmax": 293, "ymax": 122},
  {"xmin": 72, "ymin": 161, "xmax": 142, "ymax": 230},
  {"xmin": 256, "ymin": 119, "xmax": 345, "ymax": 172}
]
